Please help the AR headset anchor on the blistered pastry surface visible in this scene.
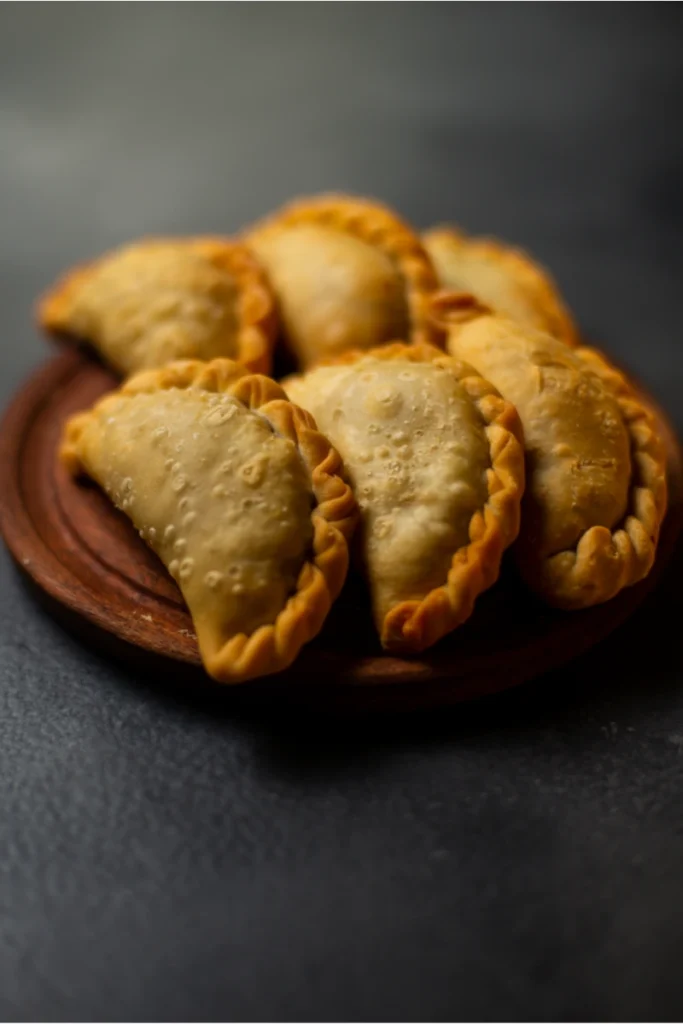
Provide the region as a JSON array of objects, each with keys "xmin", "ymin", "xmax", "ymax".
[
  {"xmin": 290, "ymin": 358, "xmax": 489, "ymax": 620},
  {"xmin": 68, "ymin": 387, "xmax": 313, "ymax": 640},
  {"xmin": 250, "ymin": 225, "xmax": 409, "ymax": 366}
]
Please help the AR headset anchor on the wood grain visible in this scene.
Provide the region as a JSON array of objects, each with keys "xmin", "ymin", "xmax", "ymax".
[{"xmin": 0, "ymin": 348, "xmax": 681, "ymax": 710}]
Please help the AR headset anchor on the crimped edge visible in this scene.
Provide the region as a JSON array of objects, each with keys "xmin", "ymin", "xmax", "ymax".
[
  {"xmin": 523, "ymin": 344, "xmax": 669, "ymax": 609},
  {"xmin": 61, "ymin": 357, "xmax": 358, "ymax": 684},
  {"xmin": 36, "ymin": 236, "xmax": 278, "ymax": 376},
  {"xmin": 424, "ymin": 225, "xmax": 579, "ymax": 346},
  {"xmin": 285, "ymin": 341, "xmax": 526, "ymax": 653},
  {"xmin": 245, "ymin": 193, "xmax": 443, "ymax": 349},
  {"xmin": 431, "ymin": 293, "xmax": 669, "ymax": 609}
]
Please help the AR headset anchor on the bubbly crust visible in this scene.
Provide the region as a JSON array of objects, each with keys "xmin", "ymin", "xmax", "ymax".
[
  {"xmin": 246, "ymin": 194, "xmax": 441, "ymax": 367},
  {"xmin": 424, "ymin": 226, "xmax": 578, "ymax": 346},
  {"xmin": 61, "ymin": 358, "xmax": 357, "ymax": 683},
  {"xmin": 38, "ymin": 236, "xmax": 277, "ymax": 376},
  {"xmin": 539, "ymin": 344, "xmax": 668, "ymax": 606},
  {"xmin": 438, "ymin": 296, "xmax": 668, "ymax": 608},
  {"xmin": 285, "ymin": 342, "xmax": 525, "ymax": 652}
]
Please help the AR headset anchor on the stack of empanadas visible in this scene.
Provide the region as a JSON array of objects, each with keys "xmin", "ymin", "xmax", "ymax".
[{"xmin": 38, "ymin": 193, "xmax": 668, "ymax": 683}]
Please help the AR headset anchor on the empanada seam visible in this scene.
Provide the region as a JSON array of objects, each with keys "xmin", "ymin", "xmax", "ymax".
[
  {"xmin": 245, "ymin": 194, "xmax": 442, "ymax": 350},
  {"xmin": 528, "ymin": 346, "xmax": 668, "ymax": 608},
  {"xmin": 424, "ymin": 226, "xmax": 579, "ymax": 347},
  {"xmin": 287, "ymin": 342, "xmax": 525, "ymax": 653},
  {"xmin": 190, "ymin": 237, "xmax": 277, "ymax": 375},
  {"xmin": 37, "ymin": 236, "xmax": 277, "ymax": 377},
  {"xmin": 381, "ymin": 358, "xmax": 525, "ymax": 652},
  {"xmin": 60, "ymin": 358, "xmax": 358, "ymax": 683}
]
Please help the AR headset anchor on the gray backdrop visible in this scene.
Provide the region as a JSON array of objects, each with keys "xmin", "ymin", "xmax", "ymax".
[{"xmin": 1, "ymin": 5, "xmax": 682, "ymax": 1020}]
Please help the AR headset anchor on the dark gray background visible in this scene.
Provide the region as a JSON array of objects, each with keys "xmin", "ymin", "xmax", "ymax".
[{"xmin": 1, "ymin": 4, "xmax": 683, "ymax": 1020}]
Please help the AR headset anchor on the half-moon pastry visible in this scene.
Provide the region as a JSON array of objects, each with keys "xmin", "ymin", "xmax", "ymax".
[
  {"xmin": 284, "ymin": 343, "xmax": 525, "ymax": 652},
  {"xmin": 436, "ymin": 295, "xmax": 667, "ymax": 608},
  {"xmin": 424, "ymin": 226, "xmax": 578, "ymax": 345},
  {"xmin": 245, "ymin": 194, "xmax": 441, "ymax": 369},
  {"xmin": 61, "ymin": 359, "xmax": 357, "ymax": 682},
  {"xmin": 39, "ymin": 237, "xmax": 277, "ymax": 376}
]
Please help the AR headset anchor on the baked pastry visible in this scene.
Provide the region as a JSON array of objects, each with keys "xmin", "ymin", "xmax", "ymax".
[
  {"xmin": 424, "ymin": 226, "xmax": 578, "ymax": 345},
  {"xmin": 61, "ymin": 359, "xmax": 357, "ymax": 682},
  {"xmin": 436, "ymin": 295, "xmax": 667, "ymax": 608},
  {"xmin": 245, "ymin": 194, "xmax": 441, "ymax": 369},
  {"xmin": 38, "ymin": 237, "xmax": 276, "ymax": 376},
  {"xmin": 284, "ymin": 343, "xmax": 525, "ymax": 652}
]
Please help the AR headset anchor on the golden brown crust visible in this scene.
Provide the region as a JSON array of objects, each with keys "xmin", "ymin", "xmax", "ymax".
[
  {"xmin": 246, "ymin": 194, "xmax": 442, "ymax": 350},
  {"xmin": 62, "ymin": 357, "xmax": 357, "ymax": 683},
  {"xmin": 285, "ymin": 341, "xmax": 525, "ymax": 653},
  {"xmin": 190, "ymin": 237, "xmax": 278, "ymax": 374},
  {"xmin": 38, "ymin": 236, "xmax": 277, "ymax": 376},
  {"xmin": 424, "ymin": 226, "xmax": 579, "ymax": 346},
  {"xmin": 433, "ymin": 292, "xmax": 669, "ymax": 609},
  {"xmin": 38, "ymin": 262, "xmax": 92, "ymax": 333},
  {"xmin": 525, "ymin": 344, "xmax": 668, "ymax": 608}
]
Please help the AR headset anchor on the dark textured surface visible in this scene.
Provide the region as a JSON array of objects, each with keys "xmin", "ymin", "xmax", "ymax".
[{"xmin": 1, "ymin": 5, "xmax": 683, "ymax": 1020}]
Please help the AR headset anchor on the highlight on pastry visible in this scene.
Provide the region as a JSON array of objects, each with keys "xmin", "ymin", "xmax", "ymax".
[
  {"xmin": 434, "ymin": 293, "xmax": 668, "ymax": 609},
  {"xmin": 38, "ymin": 237, "xmax": 277, "ymax": 377},
  {"xmin": 284, "ymin": 343, "xmax": 525, "ymax": 653},
  {"xmin": 60, "ymin": 358, "xmax": 357, "ymax": 682},
  {"xmin": 28, "ymin": 190, "xmax": 673, "ymax": 685},
  {"xmin": 245, "ymin": 193, "xmax": 441, "ymax": 369},
  {"xmin": 424, "ymin": 226, "xmax": 578, "ymax": 346}
]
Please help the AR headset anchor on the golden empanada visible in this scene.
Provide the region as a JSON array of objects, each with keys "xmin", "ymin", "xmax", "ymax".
[
  {"xmin": 39, "ymin": 237, "xmax": 276, "ymax": 377},
  {"xmin": 424, "ymin": 226, "xmax": 578, "ymax": 345},
  {"xmin": 284, "ymin": 343, "xmax": 525, "ymax": 652},
  {"xmin": 245, "ymin": 194, "xmax": 441, "ymax": 369},
  {"xmin": 436, "ymin": 295, "xmax": 667, "ymax": 608},
  {"xmin": 61, "ymin": 359, "xmax": 357, "ymax": 682}
]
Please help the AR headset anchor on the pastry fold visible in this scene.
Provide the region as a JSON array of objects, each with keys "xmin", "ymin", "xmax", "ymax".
[
  {"xmin": 39, "ymin": 237, "xmax": 277, "ymax": 376},
  {"xmin": 285, "ymin": 342, "xmax": 525, "ymax": 651},
  {"xmin": 62, "ymin": 358, "xmax": 357, "ymax": 681},
  {"xmin": 436, "ymin": 295, "xmax": 667, "ymax": 608},
  {"xmin": 424, "ymin": 226, "xmax": 578, "ymax": 345},
  {"xmin": 246, "ymin": 194, "xmax": 441, "ymax": 368}
]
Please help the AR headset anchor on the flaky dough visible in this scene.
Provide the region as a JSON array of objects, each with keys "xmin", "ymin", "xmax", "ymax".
[
  {"xmin": 62, "ymin": 358, "xmax": 357, "ymax": 681},
  {"xmin": 285, "ymin": 343, "xmax": 525, "ymax": 651}
]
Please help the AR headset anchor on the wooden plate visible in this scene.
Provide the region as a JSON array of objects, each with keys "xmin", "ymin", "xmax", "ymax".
[{"xmin": 0, "ymin": 348, "xmax": 681, "ymax": 710}]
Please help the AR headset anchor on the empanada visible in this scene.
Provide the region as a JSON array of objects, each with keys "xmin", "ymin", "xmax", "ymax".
[
  {"xmin": 284, "ymin": 343, "xmax": 525, "ymax": 652},
  {"xmin": 424, "ymin": 226, "xmax": 578, "ymax": 345},
  {"xmin": 61, "ymin": 359, "xmax": 357, "ymax": 682},
  {"xmin": 39, "ymin": 237, "xmax": 277, "ymax": 377},
  {"xmin": 246, "ymin": 194, "xmax": 441, "ymax": 369},
  {"xmin": 436, "ymin": 295, "xmax": 667, "ymax": 608}
]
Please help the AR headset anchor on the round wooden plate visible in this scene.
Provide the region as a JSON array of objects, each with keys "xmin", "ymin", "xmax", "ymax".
[{"xmin": 1, "ymin": 348, "xmax": 681, "ymax": 711}]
